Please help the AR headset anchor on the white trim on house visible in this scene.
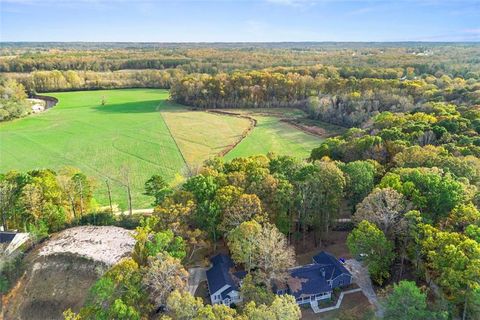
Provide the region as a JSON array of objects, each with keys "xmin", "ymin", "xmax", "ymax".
[
  {"xmin": 208, "ymin": 285, "xmax": 242, "ymax": 306},
  {"xmin": 209, "ymin": 284, "xmax": 230, "ymax": 304},
  {"xmin": 295, "ymin": 291, "xmax": 332, "ymax": 305}
]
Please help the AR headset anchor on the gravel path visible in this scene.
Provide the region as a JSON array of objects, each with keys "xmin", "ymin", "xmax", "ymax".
[
  {"xmin": 345, "ymin": 259, "xmax": 384, "ymax": 318},
  {"xmin": 112, "ymin": 208, "xmax": 154, "ymax": 215}
]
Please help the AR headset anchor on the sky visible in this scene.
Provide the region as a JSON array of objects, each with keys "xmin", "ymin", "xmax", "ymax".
[{"xmin": 1, "ymin": 0, "xmax": 479, "ymax": 42}]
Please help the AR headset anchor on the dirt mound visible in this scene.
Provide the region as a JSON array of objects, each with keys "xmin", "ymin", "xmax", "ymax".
[{"xmin": 2, "ymin": 226, "xmax": 135, "ymax": 320}]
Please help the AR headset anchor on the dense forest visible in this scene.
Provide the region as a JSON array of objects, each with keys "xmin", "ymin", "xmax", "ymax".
[{"xmin": 2, "ymin": 43, "xmax": 480, "ymax": 76}]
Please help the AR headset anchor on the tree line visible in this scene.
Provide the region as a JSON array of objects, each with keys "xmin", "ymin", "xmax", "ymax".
[
  {"xmin": 2, "ymin": 44, "xmax": 480, "ymax": 78},
  {"xmin": 8, "ymin": 69, "xmax": 185, "ymax": 94},
  {"xmin": 171, "ymin": 68, "xmax": 480, "ymax": 127}
]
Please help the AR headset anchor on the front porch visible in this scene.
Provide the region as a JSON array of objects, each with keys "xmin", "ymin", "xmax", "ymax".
[{"xmin": 295, "ymin": 291, "xmax": 332, "ymax": 305}]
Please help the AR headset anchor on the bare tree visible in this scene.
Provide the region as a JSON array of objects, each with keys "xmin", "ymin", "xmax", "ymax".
[
  {"xmin": 255, "ymin": 222, "xmax": 296, "ymax": 286},
  {"xmin": 354, "ymin": 187, "xmax": 409, "ymax": 238},
  {"xmin": 57, "ymin": 174, "xmax": 77, "ymax": 219}
]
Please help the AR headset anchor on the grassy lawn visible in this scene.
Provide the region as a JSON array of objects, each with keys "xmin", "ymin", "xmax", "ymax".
[
  {"xmin": 225, "ymin": 113, "xmax": 324, "ymax": 161},
  {"xmin": 301, "ymin": 291, "xmax": 373, "ymax": 320}
]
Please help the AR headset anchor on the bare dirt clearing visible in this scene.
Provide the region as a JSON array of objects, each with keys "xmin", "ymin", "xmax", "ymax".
[
  {"xmin": 3, "ymin": 226, "xmax": 135, "ymax": 320},
  {"xmin": 39, "ymin": 226, "xmax": 135, "ymax": 265}
]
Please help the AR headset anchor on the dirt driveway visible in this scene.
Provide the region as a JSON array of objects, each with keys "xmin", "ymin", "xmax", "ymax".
[{"xmin": 344, "ymin": 259, "xmax": 384, "ymax": 318}]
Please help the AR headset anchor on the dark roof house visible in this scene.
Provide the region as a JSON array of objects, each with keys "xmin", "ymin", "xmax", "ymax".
[
  {"xmin": 287, "ymin": 264, "xmax": 332, "ymax": 300},
  {"xmin": 283, "ymin": 251, "xmax": 352, "ymax": 304},
  {"xmin": 206, "ymin": 254, "xmax": 245, "ymax": 306},
  {"xmin": 205, "ymin": 251, "xmax": 351, "ymax": 307},
  {"xmin": 313, "ymin": 251, "xmax": 350, "ymax": 275}
]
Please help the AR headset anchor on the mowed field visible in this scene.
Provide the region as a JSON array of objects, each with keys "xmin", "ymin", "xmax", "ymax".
[
  {"xmin": 0, "ymin": 89, "xmax": 326, "ymax": 209},
  {"xmin": 224, "ymin": 109, "xmax": 325, "ymax": 161},
  {"xmin": 0, "ymin": 89, "xmax": 250, "ymax": 208}
]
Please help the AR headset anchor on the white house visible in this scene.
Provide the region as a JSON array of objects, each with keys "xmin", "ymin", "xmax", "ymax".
[
  {"xmin": 206, "ymin": 251, "xmax": 352, "ymax": 307},
  {"xmin": 206, "ymin": 254, "xmax": 246, "ymax": 306}
]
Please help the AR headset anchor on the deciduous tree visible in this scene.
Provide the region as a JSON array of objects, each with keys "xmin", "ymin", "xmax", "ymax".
[
  {"xmin": 353, "ymin": 187, "xmax": 409, "ymax": 238},
  {"xmin": 383, "ymin": 281, "xmax": 446, "ymax": 320},
  {"xmin": 143, "ymin": 252, "xmax": 188, "ymax": 309},
  {"xmin": 347, "ymin": 220, "xmax": 394, "ymax": 285}
]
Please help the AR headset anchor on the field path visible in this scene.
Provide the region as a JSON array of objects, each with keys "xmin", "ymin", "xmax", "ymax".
[{"xmin": 158, "ymin": 109, "xmax": 190, "ymax": 173}]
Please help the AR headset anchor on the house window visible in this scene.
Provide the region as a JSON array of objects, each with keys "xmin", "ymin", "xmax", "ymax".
[{"xmin": 339, "ymin": 280, "xmax": 343, "ymax": 286}]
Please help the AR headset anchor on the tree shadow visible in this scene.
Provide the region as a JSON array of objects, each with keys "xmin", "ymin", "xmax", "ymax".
[{"xmin": 92, "ymin": 99, "xmax": 181, "ymax": 114}]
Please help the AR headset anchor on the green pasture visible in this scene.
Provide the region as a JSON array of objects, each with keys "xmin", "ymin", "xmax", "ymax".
[
  {"xmin": 1, "ymin": 89, "xmax": 187, "ymax": 208},
  {"xmin": 0, "ymin": 89, "xmax": 326, "ymax": 209},
  {"xmin": 224, "ymin": 113, "xmax": 325, "ymax": 161}
]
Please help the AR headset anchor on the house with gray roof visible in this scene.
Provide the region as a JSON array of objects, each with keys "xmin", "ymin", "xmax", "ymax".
[
  {"xmin": 281, "ymin": 251, "xmax": 352, "ymax": 305},
  {"xmin": 206, "ymin": 254, "xmax": 245, "ymax": 306},
  {"xmin": 205, "ymin": 251, "xmax": 351, "ymax": 307}
]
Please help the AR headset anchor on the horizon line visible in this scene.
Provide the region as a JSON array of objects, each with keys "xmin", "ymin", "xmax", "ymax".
[{"xmin": 2, "ymin": 41, "xmax": 480, "ymax": 44}]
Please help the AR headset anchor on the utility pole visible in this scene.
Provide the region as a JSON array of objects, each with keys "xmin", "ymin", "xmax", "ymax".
[
  {"xmin": 121, "ymin": 166, "xmax": 133, "ymax": 215},
  {"xmin": 105, "ymin": 179, "xmax": 113, "ymax": 213},
  {"xmin": 126, "ymin": 182, "xmax": 132, "ymax": 216}
]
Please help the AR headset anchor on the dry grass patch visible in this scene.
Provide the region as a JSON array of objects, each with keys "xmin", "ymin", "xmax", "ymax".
[{"xmin": 162, "ymin": 109, "xmax": 252, "ymax": 166}]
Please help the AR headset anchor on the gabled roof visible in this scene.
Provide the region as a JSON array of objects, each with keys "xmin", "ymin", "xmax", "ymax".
[
  {"xmin": 206, "ymin": 254, "xmax": 239, "ymax": 294},
  {"xmin": 221, "ymin": 286, "xmax": 235, "ymax": 300},
  {"xmin": 312, "ymin": 251, "xmax": 351, "ymax": 279},
  {"xmin": 0, "ymin": 232, "xmax": 16, "ymax": 244},
  {"xmin": 211, "ymin": 253, "xmax": 234, "ymax": 267},
  {"xmin": 288, "ymin": 264, "xmax": 331, "ymax": 299}
]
